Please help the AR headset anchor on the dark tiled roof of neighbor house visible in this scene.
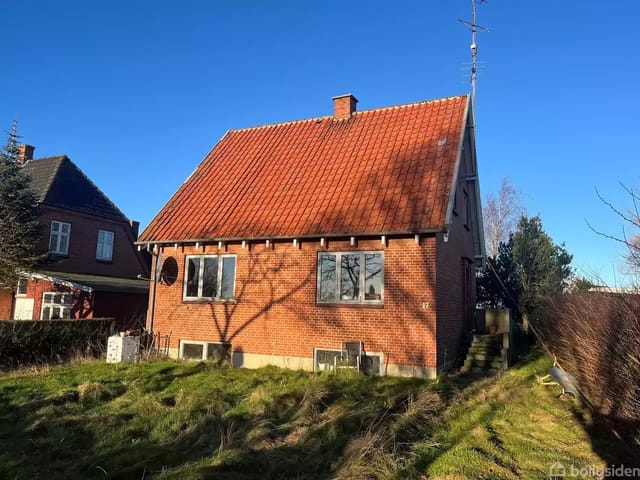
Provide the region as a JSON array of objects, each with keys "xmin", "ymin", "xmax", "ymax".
[
  {"xmin": 139, "ymin": 94, "xmax": 470, "ymax": 243},
  {"xmin": 22, "ymin": 155, "xmax": 129, "ymax": 222}
]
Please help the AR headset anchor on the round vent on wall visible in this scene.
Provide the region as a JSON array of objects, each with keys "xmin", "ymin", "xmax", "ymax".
[{"xmin": 160, "ymin": 257, "xmax": 179, "ymax": 286}]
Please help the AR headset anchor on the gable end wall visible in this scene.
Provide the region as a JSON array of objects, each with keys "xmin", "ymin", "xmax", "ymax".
[{"xmin": 436, "ymin": 127, "xmax": 478, "ymax": 371}]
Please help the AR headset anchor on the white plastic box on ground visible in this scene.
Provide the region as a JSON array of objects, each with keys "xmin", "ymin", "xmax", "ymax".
[{"xmin": 106, "ymin": 335, "xmax": 140, "ymax": 363}]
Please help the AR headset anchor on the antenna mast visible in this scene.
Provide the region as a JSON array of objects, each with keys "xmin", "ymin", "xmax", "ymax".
[{"xmin": 458, "ymin": 0, "xmax": 489, "ymax": 126}]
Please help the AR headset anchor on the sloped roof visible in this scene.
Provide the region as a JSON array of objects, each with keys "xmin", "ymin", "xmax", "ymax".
[
  {"xmin": 140, "ymin": 95, "xmax": 470, "ymax": 243},
  {"xmin": 37, "ymin": 271, "xmax": 149, "ymax": 294},
  {"xmin": 22, "ymin": 155, "xmax": 129, "ymax": 222}
]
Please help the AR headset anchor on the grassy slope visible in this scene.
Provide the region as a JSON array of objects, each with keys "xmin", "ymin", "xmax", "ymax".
[{"xmin": 0, "ymin": 353, "xmax": 604, "ymax": 479}]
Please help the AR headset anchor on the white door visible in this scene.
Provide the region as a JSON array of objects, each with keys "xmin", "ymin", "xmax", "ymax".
[{"xmin": 13, "ymin": 298, "xmax": 34, "ymax": 320}]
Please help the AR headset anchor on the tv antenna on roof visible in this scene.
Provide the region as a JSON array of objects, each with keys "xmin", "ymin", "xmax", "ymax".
[{"xmin": 458, "ymin": 0, "xmax": 489, "ymax": 127}]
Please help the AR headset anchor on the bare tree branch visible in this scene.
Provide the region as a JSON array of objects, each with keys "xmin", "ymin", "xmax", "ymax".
[
  {"xmin": 589, "ymin": 184, "xmax": 640, "ymax": 276},
  {"xmin": 482, "ymin": 177, "xmax": 525, "ymax": 257}
]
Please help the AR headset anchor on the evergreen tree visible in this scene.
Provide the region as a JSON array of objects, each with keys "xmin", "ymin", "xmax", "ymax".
[
  {"xmin": 477, "ymin": 215, "xmax": 573, "ymax": 322},
  {"xmin": 477, "ymin": 236, "xmax": 519, "ymax": 309},
  {"xmin": 511, "ymin": 215, "xmax": 573, "ymax": 319},
  {"xmin": 0, "ymin": 121, "xmax": 42, "ymax": 289}
]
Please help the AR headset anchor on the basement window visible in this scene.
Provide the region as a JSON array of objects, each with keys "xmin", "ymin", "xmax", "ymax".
[
  {"xmin": 183, "ymin": 255, "xmax": 236, "ymax": 301},
  {"xmin": 317, "ymin": 252, "xmax": 384, "ymax": 304},
  {"xmin": 179, "ymin": 340, "xmax": 231, "ymax": 362}
]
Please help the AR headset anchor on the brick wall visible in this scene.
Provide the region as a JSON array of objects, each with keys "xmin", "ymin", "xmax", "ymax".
[
  {"xmin": 149, "ymin": 236, "xmax": 439, "ymax": 370},
  {"xmin": 39, "ymin": 205, "xmax": 149, "ymax": 279},
  {"xmin": 0, "ymin": 289, "xmax": 13, "ymax": 319},
  {"xmin": 0, "ymin": 276, "xmax": 145, "ymax": 324},
  {"xmin": 0, "ymin": 278, "xmax": 94, "ymax": 320},
  {"xmin": 435, "ymin": 128, "xmax": 478, "ymax": 370}
]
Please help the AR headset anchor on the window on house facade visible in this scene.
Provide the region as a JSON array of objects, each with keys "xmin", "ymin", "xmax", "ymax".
[
  {"xmin": 16, "ymin": 278, "xmax": 28, "ymax": 296},
  {"xmin": 183, "ymin": 255, "xmax": 236, "ymax": 300},
  {"xmin": 317, "ymin": 252, "xmax": 384, "ymax": 303},
  {"xmin": 41, "ymin": 292, "xmax": 72, "ymax": 320},
  {"xmin": 49, "ymin": 221, "xmax": 71, "ymax": 255},
  {"xmin": 96, "ymin": 230, "xmax": 114, "ymax": 261}
]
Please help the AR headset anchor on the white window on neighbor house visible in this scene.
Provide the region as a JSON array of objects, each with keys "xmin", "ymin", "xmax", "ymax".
[
  {"xmin": 49, "ymin": 221, "xmax": 71, "ymax": 255},
  {"xmin": 16, "ymin": 278, "xmax": 28, "ymax": 296},
  {"xmin": 183, "ymin": 255, "xmax": 237, "ymax": 301},
  {"xmin": 317, "ymin": 251, "xmax": 384, "ymax": 304},
  {"xmin": 41, "ymin": 292, "xmax": 72, "ymax": 320},
  {"xmin": 96, "ymin": 230, "xmax": 114, "ymax": 261}
]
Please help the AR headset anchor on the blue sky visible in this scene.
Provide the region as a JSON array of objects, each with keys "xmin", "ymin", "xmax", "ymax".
[{"xmin": 2, "ymin": 1, "xmax": 639, "ymax": 285}]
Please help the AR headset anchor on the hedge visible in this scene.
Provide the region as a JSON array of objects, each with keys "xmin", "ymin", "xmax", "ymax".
[
  {"xmin": 0, "ymin": 319, "xmax": 116, "ymax": 368},
  {"xmin": 539, "ymin": 292, "xmax": 640, "ymax": 451}
]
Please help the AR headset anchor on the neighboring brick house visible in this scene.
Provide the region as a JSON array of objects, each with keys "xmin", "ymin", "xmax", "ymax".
[
  {"xmin": 0, "ymin": 147, "xmax": 150, "ymax": 326},
  {"xmin": 138, "ymin": 94, "xmax": 484, "ymax": 378}
]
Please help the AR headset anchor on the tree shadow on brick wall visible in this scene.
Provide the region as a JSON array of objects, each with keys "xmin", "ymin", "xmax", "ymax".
[
  {"xmin": 208, "ymin": 253, "xmax": 314, "ymax": 344},
  {"xmin": 294, "ymin": 136, "xmax": 470, "ymax": 372}
]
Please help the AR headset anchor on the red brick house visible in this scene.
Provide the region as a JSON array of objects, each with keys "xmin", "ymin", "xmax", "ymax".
[
  {"xmin": 138, "ymin": 94, "xmax": 484, "ymax": 378},
  {"xmin": 0, "ymin": 148, "xmax": 150, "ymax": 326}
]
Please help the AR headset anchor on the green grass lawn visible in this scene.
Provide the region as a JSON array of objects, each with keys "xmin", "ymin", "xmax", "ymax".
[{"xmin": 0, "ymin": 353, "xmax": 607, "ymax": 479}]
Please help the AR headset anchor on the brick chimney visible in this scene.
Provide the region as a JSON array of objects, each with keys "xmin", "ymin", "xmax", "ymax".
[
  {"xmin": 333, "ymin": 94, "xmax": 358, "ymax": 119},
  {"xmin": 129, "ymin": 220, "xmax": 140, "ymax": 239},
  {"xmin": 17, "ymin": 144, "xmax": 35, "ymax": 165}
]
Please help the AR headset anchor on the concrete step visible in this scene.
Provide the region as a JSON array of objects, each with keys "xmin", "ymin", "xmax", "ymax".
[
  {"xmin": 464, "ymin": 358, "xmax": 503, "ymax": 370},
  {"xmin": 466, "ymin": 352, "xmax": 502, "ymax": 362},
  {"xmin": 472, "ymin": 334, "xmax": 503, "ymax": 346},
  {"xmin": 468, "ymin": 345, "xmax": 502, "ymax": 355}
]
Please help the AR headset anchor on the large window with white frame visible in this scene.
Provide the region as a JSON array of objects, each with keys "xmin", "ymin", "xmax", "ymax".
[
  {"xmin": 183, "ymin": 255, "xmax": 236, "ymax": 301},
  {"xmin": 49, "ymin": 221, "xmax": 71, "ymax": 255},
  {"xmin": 96, "ymin": 229, "xmax": 114, "ymax": 261},
  {"xmin": 41, "ymin": 292, "xmax": 72, "ymax": 320},
  {"xmin": 317, "ymin": 251, "xmax": 384, "ymax": 303}
]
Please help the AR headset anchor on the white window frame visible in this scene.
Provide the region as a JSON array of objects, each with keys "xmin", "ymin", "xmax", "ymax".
[
  {"xmin": 49, "ymin": 220, "xmax": 71, "ymax": 255},
  {"xmin": 96, "ymin": 229, "xmax": 114, "ymax": 261},
  {"xmin": 40, "ymin": 292, "xmax": 72, "ymax": 320},
  {"xmin": 16, "ymin": 278, "xmax": 28, "ymax": 296},
  {"xmin": 316, "ymin": 251, "xmax": 384, "ymax": 304},
  {"xmin": 313, "ymin": 348, "xmax": 384, "ymax": 375},
  {"xmin": 183, "ymin": 254, "xmax": 237, "ymax": 301},
  {"xmin": 179, "ymin": 340, "xmax": 231, "ymax": 361}
]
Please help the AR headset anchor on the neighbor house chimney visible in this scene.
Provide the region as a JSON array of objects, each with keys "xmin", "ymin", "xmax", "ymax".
[
  {"xmin": 333, "ymin": 94, "xmax": 358, "ymax": 119},
  {"xmin": 129, "ymin": 220, "xmax": 140, "ymax": 239},
  {"xmin": 17, "ymin": 144, "xmax": 35, "ymax": 165}
]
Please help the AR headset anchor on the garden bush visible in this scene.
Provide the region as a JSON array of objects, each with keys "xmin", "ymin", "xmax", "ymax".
[
  {"xmin": 0, "ymin": 319, "xmax": 115, "ymax": 368},
  {"xmin": 539, "ymin": 292, "xmax": 640, "ymax": 448}
]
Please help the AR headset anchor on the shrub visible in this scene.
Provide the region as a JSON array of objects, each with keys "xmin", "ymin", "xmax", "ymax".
[
  {"xmin": 0, "ymin": 319, "xmax": 115, "ymax": 369},
  {"xmin": 539, "ymin": 292, "xmax": 640, "ymax": 447}
]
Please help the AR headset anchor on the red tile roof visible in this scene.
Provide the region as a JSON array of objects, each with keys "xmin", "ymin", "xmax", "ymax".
[{"xmin": 140, "ymin": 95, "xmax": 470, "ymax": 243}]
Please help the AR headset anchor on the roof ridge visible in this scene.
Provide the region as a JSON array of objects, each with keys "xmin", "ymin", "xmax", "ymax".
[
  {"xmin": 31, "ymin": 154, "xmax": 67, "ymax": 162},
  {"xmin": 228, "ymin": 94, "xmax": 468, "ymax": 133}
]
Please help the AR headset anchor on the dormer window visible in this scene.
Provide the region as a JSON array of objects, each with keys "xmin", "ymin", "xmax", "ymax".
[
  {"xmin": 96, "ymin": 230, "xmax": 114, "ymax": 261},
  {"xmin": 49, "ymin": 221, "xmax": 71, "ymax": 255}
]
